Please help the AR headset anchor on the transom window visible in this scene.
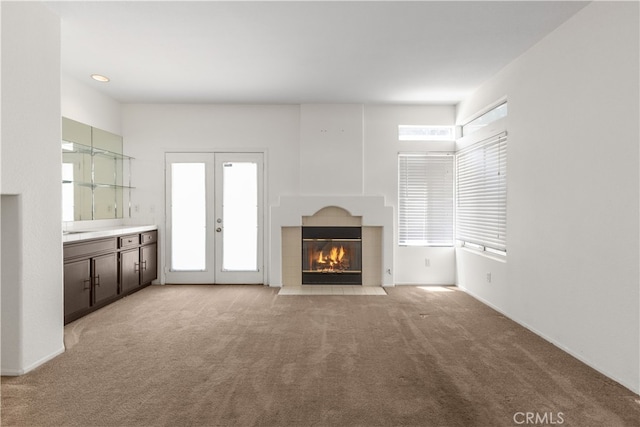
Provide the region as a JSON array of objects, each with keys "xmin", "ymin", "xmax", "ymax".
[
  {"xmin": 462, "ymin": 102, "xmax": 507, "ymax": 137},
  {"xmin": 398, "ymin": 125, "xmax": 455, "ymax": 141}
]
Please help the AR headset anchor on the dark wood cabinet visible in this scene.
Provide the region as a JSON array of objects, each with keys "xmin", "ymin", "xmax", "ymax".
[
  {"xmin": 141, "ymin": 243, "xmax": 157, "ymax": 285},
  {"xmin": 120, "ymin": 248, "xmax": 140, "ymax": 293},
  {"xmin": 119, "ymin": 230, "xmax": 157, "ymax": 292},
  {"xmin": 64, "ymin": 259, "xmax": 91, "ymax": 321},
  {"xmin": 64, "ymin": 229, "xmax": 158, "ymax": 324},
  {"xmin": 63, "ymin": 252, "xmax": 118, "ymax": 323},
  {"xmin": 93, "ymin": 253, "xmax": 118, "ymax": 305}
]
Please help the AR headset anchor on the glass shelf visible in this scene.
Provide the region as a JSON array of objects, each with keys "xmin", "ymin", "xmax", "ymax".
[
  {"xmin": 61, "ymin": 180, "xmax": 135, "ymax": 190},
  {"xmin": 62, "ymin": 140, "xmax": 134, "ymax": 160},
  {"xmin": 61, "ymin": 118, "xmax": 133, "ymax": 221}
]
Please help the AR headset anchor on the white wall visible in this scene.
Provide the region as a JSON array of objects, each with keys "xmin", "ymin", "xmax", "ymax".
[
  {"xmin": 455, "ymin": 2, "xmax": 639, "ymax": 393},
  {"xmin": 364, "ymin": 105, "xmax": 456, "ymax": 285},
  {"xmin": 299, "ymin": 104, "xmax": 364, "ymax": 195},
  {"xmin": 123, "ymin": 103, "xmax": 457, "ymax": 286},
  {"xmin": 61, "ymin": 74, "xmax": 123, "ymax": 136},
  {"xmin": 1, "ymin": 2, "xmax": 64, "ymax": 374},
  {"xmin": 122, "ymin": 104, "xmax": 301, "ymax": 284}
]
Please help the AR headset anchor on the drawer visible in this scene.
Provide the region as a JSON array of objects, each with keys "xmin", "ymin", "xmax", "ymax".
[
  {"xmin": 141, "ymin": 230, "xmax": 157, "ymax": 245},
  {"xmin": 119, "ymin": 234, "xmax": 140, "ymax": 248},
  {"xmin": 64, "ymin": 238, "xmax": 117, "ymax": 260}
]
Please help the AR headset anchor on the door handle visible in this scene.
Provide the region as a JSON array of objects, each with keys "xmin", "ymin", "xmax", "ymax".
[{"xmin": 216, "ymin": 227, "xmax": 222, "ymax": 232}]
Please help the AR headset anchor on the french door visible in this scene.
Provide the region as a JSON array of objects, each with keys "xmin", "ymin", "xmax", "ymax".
[{"xmin": 165, "ymin": 152, "xmax": 264, "ymax": 284}]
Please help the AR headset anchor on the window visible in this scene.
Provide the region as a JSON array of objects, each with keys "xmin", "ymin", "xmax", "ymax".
[
  {"xmin": 398, "ymin": 154, "xmax": 454, "ymax": 246},
  {"xmin": 456, "ymin": 132, "xmax": 507, "ymax": 255},
  {"xmin": 462, "ymin": 102, "xmax": 507, "ymax": 137},
  {"xmin": 398, "ymin": 125, "xmax": 455, "ymax": 141}
]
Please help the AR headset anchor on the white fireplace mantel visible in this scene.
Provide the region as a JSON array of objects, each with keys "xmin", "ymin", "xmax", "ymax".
[{"xmin": 269, "ymin": 195, "xmax": 394, "ymax": 287}]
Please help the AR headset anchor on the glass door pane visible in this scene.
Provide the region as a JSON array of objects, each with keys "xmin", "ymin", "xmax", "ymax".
[
  {"xmin": 171, "ymin": 163, "xmax": 206, "ymax": 271},
  {"xmin": 222, "ymin": 162, "xmax": 258, "ymax": 271}
]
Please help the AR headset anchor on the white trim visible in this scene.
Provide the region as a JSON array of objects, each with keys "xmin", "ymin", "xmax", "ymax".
[
  {"xmin": 1, "ymin": 346, "xmax": 65, "ymax": 376},
  {"xmin": 457, "ymin": 245, "xmax": 507, "ymax": 264},
  {"xmin": 394, "ymin": 282, "xmax": 455, "ymax": 286}
]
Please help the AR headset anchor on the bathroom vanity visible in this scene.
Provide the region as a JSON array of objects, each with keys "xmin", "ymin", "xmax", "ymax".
[{"xmin": 63, "ymin": 226, "xmax": 158, "ymax": 324}]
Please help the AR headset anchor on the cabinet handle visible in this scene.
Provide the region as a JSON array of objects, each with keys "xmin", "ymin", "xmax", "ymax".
[
  {"xmin": 134, "ymin": 262, "xmax": 140, "ymax": 273},
  {"xmin": 94, "ymin": 274, "xmax": 100, "ymax": 287},
  {"xmin": 142, "ymin": 260, "xmax": 147, "ymax": 271},
  {"xmin": 83, "ymin": 279, "xmax": 91, "ymax": 290}
]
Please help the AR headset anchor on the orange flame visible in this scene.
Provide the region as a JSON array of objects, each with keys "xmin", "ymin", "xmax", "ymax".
[
  {"xmin": 313, "ymin": 245, "xmax": 348, "ymax": 271},
  {"xmin": 329, "ymin": 246, "xmax": 345, "ymax": 266}
]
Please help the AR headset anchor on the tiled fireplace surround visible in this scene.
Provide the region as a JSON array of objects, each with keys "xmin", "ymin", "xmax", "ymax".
[{"xmin": 269, "ymin": 196, "xmax": 394, "ymax": 287}]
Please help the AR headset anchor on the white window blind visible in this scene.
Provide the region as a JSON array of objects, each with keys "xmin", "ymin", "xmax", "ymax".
[
  {"xmin": 456, "ymin": 132, "xmax": 507, "ymax": 253},
  {"xmin": 398, "ymin": 154, "xmax": 454, "ymax": 246}
]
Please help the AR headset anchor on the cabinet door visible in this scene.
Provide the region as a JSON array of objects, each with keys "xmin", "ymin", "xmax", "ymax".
[
  {"xmin": 93, "ymin": 253, "xmax": 118, "ymax": 305},
  {"xmin": 141, "ymin": 243, "xmax": 157, "ymax": 285},
  {"xmin": 64, "ymin": 259, "xmax": 91, "ymax": 321},
  {"xmin": 120, "ymin": 248, "xmax": 140, "ymax": 293}
]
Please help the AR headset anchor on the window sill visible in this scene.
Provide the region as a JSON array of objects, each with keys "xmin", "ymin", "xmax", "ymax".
[{"xmin": 456, "ymin": 245, "xmax": 507, "ymax": 263}]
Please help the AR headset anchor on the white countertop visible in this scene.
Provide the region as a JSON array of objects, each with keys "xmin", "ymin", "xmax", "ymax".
[{"xmin": 62, "ymin": 225, "xmax": 158, "ymax": 243}]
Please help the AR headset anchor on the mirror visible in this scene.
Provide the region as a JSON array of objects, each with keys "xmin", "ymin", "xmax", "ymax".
[{"xmin": 62, "ymin": 118, "xmax": 131, "ymax": 221}]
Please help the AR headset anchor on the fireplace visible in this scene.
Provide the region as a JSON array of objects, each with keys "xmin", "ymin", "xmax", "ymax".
[{"xmin": 302, "ymin": 226, "xmax": 362, "ymax": 285}]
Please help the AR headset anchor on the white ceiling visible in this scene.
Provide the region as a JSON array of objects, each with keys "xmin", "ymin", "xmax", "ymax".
[{"xmin": 45, "ymin": 1, "xmax": 589, "ymax": 105}]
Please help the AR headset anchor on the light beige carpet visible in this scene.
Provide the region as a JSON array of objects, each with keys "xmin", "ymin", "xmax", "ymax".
[{"xmin": 2, "ymin": 285, "xmax": 639, "ymax": 426}]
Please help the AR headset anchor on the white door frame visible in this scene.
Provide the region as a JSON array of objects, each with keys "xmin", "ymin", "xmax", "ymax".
[{"xmin": 164, "ymin": 151, "xmax": 266, "ymax": 284}]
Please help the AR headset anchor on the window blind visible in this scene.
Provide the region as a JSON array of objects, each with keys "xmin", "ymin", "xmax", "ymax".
[
  {"xmin": 398, "ymin": 154, "xmax": 454, "ymax": 246},
  {"xmin": 456, "ymin": 132, "xmax": 507, "ymax": 253}
]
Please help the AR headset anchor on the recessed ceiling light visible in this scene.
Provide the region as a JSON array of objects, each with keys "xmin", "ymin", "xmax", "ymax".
[{"xmin": 91, "ymin": 74, "xmax": 110, "ymax": 83}]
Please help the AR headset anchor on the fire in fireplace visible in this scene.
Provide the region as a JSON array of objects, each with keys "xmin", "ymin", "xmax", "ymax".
[{"xmin": 302, "ymin": 227, "xmax": 362, "ymax": 284}]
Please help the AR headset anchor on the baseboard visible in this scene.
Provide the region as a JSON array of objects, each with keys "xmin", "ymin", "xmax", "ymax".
[
  {"xmin": 1, "ymin": 367, "xmax": 24, "ymax": 376},
  {"xmin": 458, "ymin": 285, "xmax": 639, "ymax": 395},
  {"xmin": 394, "ymin": 282, "xmax": 455, "ymax": 286},
  {"xmin": 1, "ymin": 345, "xmax": 65, "ymax": 376}
]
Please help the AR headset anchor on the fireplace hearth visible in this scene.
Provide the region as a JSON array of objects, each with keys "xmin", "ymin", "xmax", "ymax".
[{"xmin": 302, "ymin": 226, "xmax": 362, "ymax": 285}]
